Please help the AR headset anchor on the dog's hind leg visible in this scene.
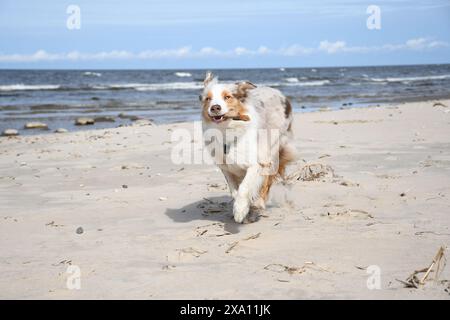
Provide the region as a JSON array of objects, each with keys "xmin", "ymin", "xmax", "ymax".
[
  {"xmin": 253, "ymin": 144, "xmax": 296, "ymax": 209},
  {"xmin": 256, "ymin": 175, "xmax": 275, "ymax": 208}
]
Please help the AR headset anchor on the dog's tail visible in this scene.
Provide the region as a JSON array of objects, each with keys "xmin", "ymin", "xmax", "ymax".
[{"xmin": 278, "ymin": 142, "xmax": 297, "ymax": 178}]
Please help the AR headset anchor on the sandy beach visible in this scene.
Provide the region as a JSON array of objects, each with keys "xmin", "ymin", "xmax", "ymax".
[{"xmin": 1, "ymin": 99, "xmax": 449, "ymax": 299}]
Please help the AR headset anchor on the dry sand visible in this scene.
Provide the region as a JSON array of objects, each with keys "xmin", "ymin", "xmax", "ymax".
[{"xmin": 1, "ymin": 100, "xmax": 450, "ymax": 299}]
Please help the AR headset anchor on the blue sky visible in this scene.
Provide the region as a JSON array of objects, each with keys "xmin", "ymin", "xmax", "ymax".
[{"xmin": 0, "ymin": 0, "xmax": 449, "ymax": 69}]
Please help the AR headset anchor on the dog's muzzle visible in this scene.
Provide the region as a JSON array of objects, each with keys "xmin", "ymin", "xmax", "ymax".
[{"xmin": 209, "ymin": 104, "xmax": 226, "ymax": 123}]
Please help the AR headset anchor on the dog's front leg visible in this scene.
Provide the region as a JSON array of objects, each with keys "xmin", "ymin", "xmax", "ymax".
[{"xmin": 233, "ymin": 165, "xmax": 264, "ymax": 223}]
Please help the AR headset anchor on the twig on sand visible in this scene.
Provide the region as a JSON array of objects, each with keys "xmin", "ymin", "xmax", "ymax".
[
  {"xmin": 264, "ymin": 263, "xmax": 306, "ymax": 275},
  {"xmin": 225, "ymin": 241, "xmax": 239, "ymax": 254},
  {"xmin": 397, "ymin": 246, "xmax": 447, "ymax": 288},
  {"xmin": 264, "ymin": 261, "xmax": 331, "ymax": 275},
  {"xmin": 225, "ymin": 232, "xmax": 261, "ymax": 254},
  {"xmin": 415, "ymin": 231, "xmax": 450, "ymax": 236},
  {"xmin": 244, "ymin": 232, "xmax": 261, "ymax": 241},
  {"xmin": 420, "ymin": 246, "xmax": 446, "ymax": 284}
]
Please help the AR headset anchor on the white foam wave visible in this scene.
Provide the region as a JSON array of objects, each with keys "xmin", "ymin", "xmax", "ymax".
[
  {"xmin": 370, "ymin": 74, "xmax": 450, "ymax": 82},
  {"xmin": 284, "ymin": 79, "xmax": 330, "ymax": 87},
  {"xmin": 91, "ymin": 82, "xmax": 203, "ymax": 91},
  {"xmin": 285, "ymin": 77, "xmax": 299, "ymax": 83},
  {"xmin": 83, "ymin": 71, "xmax": 102, "ymax": 77},
  {"xmin": 135, "ymin": 82, "xmax": 202, "ymax": 91},
  {"xmin": 174, "ymin": 72, "xmax": 192, "ymax": 78},
  {"xmin": 0, "ymin": 84, "xmax": 61, "ymax": 91}
]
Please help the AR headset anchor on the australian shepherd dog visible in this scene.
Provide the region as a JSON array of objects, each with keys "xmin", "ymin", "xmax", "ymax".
[{"xmin": 200, "ymin": 72, "xmax": 297, "ymax": 223}]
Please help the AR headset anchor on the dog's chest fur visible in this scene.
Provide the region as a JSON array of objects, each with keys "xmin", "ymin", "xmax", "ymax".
[{"xmin": 205, "ymin": 118, "xmax": 257, "ymax": 175}]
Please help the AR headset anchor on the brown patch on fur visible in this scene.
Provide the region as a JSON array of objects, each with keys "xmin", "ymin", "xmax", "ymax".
[
  {"xmin": 201, "ymin": 90, "xmax": 213, "ymax": 123},
  {"xmin": 222, "ymin": 89, "xmax": 250, "ymax": 121},
  {"xmin": 228, "ymin": 172, "xmax": 243, "ymax": 188},
  {"xmin": 284, "ymin": 98, "xmax": 292, "ymax": 118},
  {"xmin": 234, "ymin": 82, "xmax": 257, "ymax": 100},
  {"xmin": 259, "ymin": 175, "xmax": 276, "ymax": 202}
]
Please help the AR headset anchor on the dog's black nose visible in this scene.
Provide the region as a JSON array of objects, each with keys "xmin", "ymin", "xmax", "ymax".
[{"xmin": 210, "ymin": 104, "xmax": 221, "ymax": 114}]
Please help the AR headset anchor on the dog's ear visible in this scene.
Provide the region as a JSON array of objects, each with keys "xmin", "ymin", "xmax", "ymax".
[
  {"xmin": 203, "ymin": 71, "xmax": 215, "ymax": 87},
  {"xmin": 234, "ymin": 81, "xmax": 257, "ymax": 100}
]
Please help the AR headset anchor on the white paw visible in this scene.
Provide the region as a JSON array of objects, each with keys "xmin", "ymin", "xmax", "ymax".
[
  {"xmin": 233, "ymin": 196, "xmax": 250, "ymax": 223},
  {"xmin": 231, "ymin": 189, "xmax": 238, "ymax": 199}
]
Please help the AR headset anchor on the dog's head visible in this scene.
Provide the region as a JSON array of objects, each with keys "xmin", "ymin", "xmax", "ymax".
[{"xmin": 200, "ymin": 72, "xmax": 256, "ymax": 125}]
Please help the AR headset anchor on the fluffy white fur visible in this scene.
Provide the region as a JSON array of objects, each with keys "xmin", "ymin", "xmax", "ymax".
[{"xmin": 201, "ymin": 72, "xmax": 296, "ymax": 223}]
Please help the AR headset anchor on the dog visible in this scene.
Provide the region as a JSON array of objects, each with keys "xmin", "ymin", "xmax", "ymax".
[{"xmin": 201, "ymin": 72, "xmax": 296, "ymax": 223}]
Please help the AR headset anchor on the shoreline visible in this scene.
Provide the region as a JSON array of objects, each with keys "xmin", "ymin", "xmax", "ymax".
[
  {"xmin": 3, "ymin": 96, "xmax": 450, "ymax": 138},
  {"xmin": 1, "ymin": 99, "xmax": 449, "ymax": 299}
]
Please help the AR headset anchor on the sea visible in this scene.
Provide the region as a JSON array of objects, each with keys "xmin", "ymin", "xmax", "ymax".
[{"xmin": 1, "ymin": 64, "xmax": 450, "ymax": 135}]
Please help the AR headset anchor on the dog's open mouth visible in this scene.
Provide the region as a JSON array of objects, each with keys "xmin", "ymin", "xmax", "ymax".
[{"xmin": 210, "ymin": 115, "xmax": 225, "ymax": 123}]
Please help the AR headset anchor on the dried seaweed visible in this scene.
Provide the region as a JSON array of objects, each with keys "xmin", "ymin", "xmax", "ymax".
[
  {"xmin": 397, "ymin": 246, "xmax": 447, "ymax": 288},
  {"xmin": 285, "ymin": 163, "xmax": 335, "ymax": 183}
]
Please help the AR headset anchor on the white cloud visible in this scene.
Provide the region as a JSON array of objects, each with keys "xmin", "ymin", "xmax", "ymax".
[
  {"xmin": 318, "ymin": 40, "xmax": 347, "ymax": 53},
  {"xmin": 0, "ymin": 38, "xmax": 447, "ymax": 63},
  {"xmin": 278, "ymin": 45, "xmax": 313, "ymax": 56}
]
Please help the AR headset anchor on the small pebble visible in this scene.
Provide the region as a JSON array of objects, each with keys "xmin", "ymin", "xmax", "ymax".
[
  {"xmin": 122, "ymin": 184, "xmax": 128, "ymax": 189},
  {"xmin": 75, "ymin": 117, "xmax": 95, "ymax": 126},
  {"xmin": 2, "ymin": 129, "xmax": 19, "ymax": 137},
  {"xmin": 76, "ymin": 227, "xmax": 84, "ymax": 234},
  {"xmin": 24, "ymin": 122, "xmax": 48, "ymax": 130}
]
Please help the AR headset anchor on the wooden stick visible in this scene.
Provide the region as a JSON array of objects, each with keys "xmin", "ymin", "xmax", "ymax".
[{"xmin": 420, "ymin": 246, "xmax": 445, "ymax": 284}]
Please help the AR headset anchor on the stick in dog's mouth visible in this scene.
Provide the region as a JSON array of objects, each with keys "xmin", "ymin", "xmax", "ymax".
[
  {"xmin": 210, "ymin": 113, "xmax": 250, "ymax": 123},
  {"xmin": 224, "ymin": 114, "xmax": 250, "ymax": 121}
]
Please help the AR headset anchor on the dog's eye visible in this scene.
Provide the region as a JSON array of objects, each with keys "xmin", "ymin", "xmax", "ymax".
[
  {"xmin": 224, "ymin": 95, "xmax": 232, "ymax": 100},
  {"xmin": 205, "ymin": 97, "xmax": 211, "ymax": 102}
]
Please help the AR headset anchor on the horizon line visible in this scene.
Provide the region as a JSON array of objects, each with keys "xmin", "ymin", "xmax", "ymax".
[{"xmin": 1, "ymin": 62, "xmax": 450, "ymax": 72}]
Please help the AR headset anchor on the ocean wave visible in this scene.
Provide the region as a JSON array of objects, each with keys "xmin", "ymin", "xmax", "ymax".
[
  {"xmin": 0, "ymin": 84, "xmax": 61, "ymax": 91},
  {"xmin": 83, "ymin": 71, "xmax": 102, "ymax": 77},
  {"xmin": 285, "ymin": 77, "xmax": 299, "ymax": 83},
  {"xmin": 0, "ymin": 81, "xmax": 205, "ymax": 92},
  {"xmin": 91, "ymin": 82, "xmax": 203, "ymax": 91},
  {"xmin": 174, "ymin": 72, "xmax": 192, "ymax": 78},
  {"xmin": 134, "ymin": 82, "xmax": 202, "ymax": 91},
  {"xmin": 282, "ymin": 80, "xmax": 330, "ymax": 87},
  {"xmin": 370, "ymin": 74, "xmax": 450, "ymax": 82}
]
